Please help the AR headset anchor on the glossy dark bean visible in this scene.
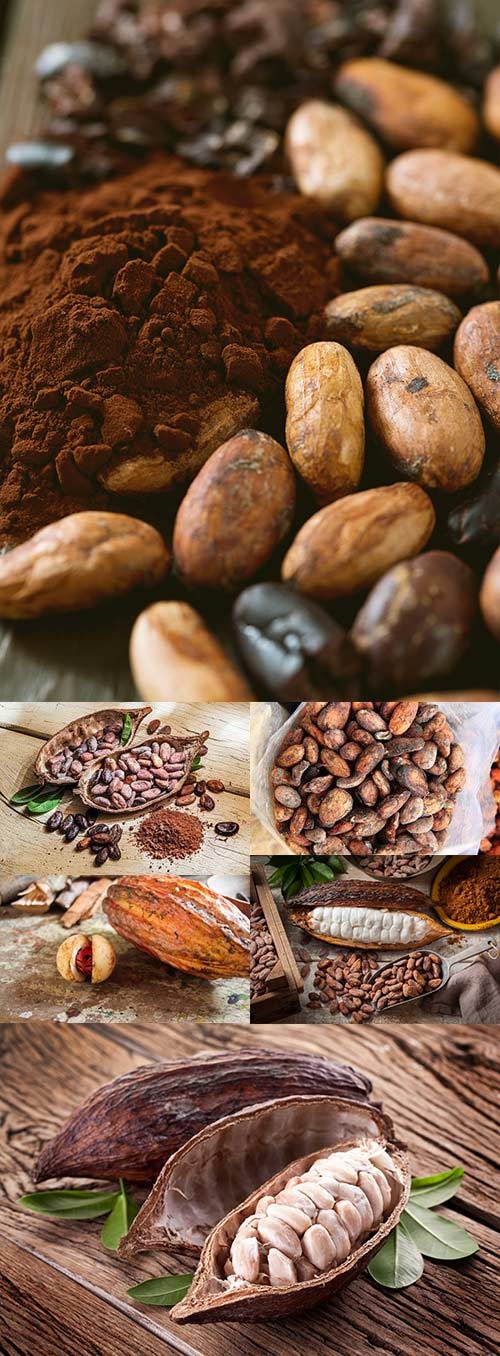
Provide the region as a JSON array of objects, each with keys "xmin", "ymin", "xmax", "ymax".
[
  {"xmin": 200, "ymin": 793, "xmax": 215, "ymax": 810},
  {"xmin": 46, "ymin": 811, "xmax": 63, "ymax": 832},
  {"xmin": 447, "ymin": 465, "xmax": 500, "ymax": 549},
  {"xmin": 61, "ymin": 815, "xmax": 75, "ymax": 833},
  {"xmin": 214, "ymin": 821, "xmax": 240, "ymax": 837},
  {"xmin": 108, "ymin": 843, "xmax": 122, "ymax": 861},
  {"xmin": 233, "ymin": 583, "xmax": 360, "ymax": 698},
  {"xmin": 74, "ymin": 814, "xmax": 89, "ymax": 830},
  {"xmin": 65, "ymin": 824, "xmax": 80, "ymax": 842},
  {"xmin": 94, "ymin": 846, "xmax": 110, "ymax": 866}
]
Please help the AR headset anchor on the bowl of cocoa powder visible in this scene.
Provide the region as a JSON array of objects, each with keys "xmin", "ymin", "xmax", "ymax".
[{"xmin": 432, "ymin": 855, "xmax": 500, "ymax": 929}]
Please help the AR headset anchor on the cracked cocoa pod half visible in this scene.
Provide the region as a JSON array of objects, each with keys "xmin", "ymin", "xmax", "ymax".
[
  {"xmin": 170, "ymin": 1115, "xmax": 410, "ymax": 1323},
  {"xmin": 104, "ymin": 876, "xmax": 250, "ymax": 979},
  {"xmin": 34, "ymin": 706, "xmax": 151, "ymax": 785},
  {"xmin": 78, "ymin": 728, "xmax": 205, "ymax": 814},
  {"xmin": 120, "ymin": 1095, "xmax": 392, "ymax": 1260},
  {"xmin": 288, "ymin": 896, "xmax": 451, "ymax": 950},
  {"xmin": 34, "ymin": 1049, "xmax": 372, "ymax": 1184}
]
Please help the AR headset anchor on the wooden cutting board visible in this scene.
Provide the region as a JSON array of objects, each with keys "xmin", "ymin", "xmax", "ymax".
[{"xmin": 0, "ymin": 1022, "xmax": 498, "ymax": 1356}]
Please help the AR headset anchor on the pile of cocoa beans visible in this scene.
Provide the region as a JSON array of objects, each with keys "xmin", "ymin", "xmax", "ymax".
[
  {"xmin": 272, "ymin": 700, "xmax": 465, "ymax": 855},
  {"xmin": 309, "ymin": 949, "xmax": 443, "ymax": 1022},
  {"xmin": 250, "ymin": 899, "xmax": 279, "ymax": 999},
  {"xmin": 46, "ymin": 728, "xmax": 121, "ymax": 781},
  {"xmin": 89, "ymin": 739, "xmax": 189, "ymax": 811}
]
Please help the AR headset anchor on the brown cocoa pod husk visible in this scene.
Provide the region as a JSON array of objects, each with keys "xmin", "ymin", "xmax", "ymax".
[
  {"xmin": 36, "ymin": 1058, "xmax": 373, "ymax": 1190},
  {"xmin": 80, "ymin": 727, "xmax": 206, "ymax": 815},
  {"xmin": 34, "ymin": 706, "xmax": 152, "ymax": 785},
  {"xmin": 168, "ymin": 1114, "xmax": 410, "ymax": 1321}
]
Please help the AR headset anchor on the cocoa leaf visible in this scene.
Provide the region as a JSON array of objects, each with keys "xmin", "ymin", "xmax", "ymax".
[
  {"xmin": 368, "ymin": 1222, "xmax": 424, "ymax": 1289},
  {"xmin": 101, "ymin": 1180, "xmax": 138, "ymax": 1250},
  {"xmin": 120, "ymin": 712, "xmax": 133, "ymax": 745},
  {"xmin": 128, "ymin": 1274, "xmax": 194, "ymax": 1307},
  {"xmin": 410, "ymin": 1167, "xmax": 464, "ymax": 1207},
  {"xmin": 402, "ymin": 1203, "xmax": 478, "ymax": 1260},
  {"xmin": 19, "ymin": 1187, "xmax": 120, "ymax": 1220}
]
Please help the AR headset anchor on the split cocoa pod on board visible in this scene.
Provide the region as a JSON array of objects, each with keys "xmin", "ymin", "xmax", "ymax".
[
  {"xmin": 0, "ymin": 512, "xmax": 170, "ymax": 618},
  {"xmin": 287, "ymin": 880, "xmax": 452, "ymax": 949},
  {"xmin": 120, "ymin": 1095, "xmax": 401, "ymax": 1260},
  {"xmin": 104, "ymin": 876, "xmax": 250, "ymax": 979},
  {"xmin": 35, "ymin": 1048, "xmax": 372, "ymax": 1184},
  {"xmin": 173, "ymin": 428, "xmax": 296, "ymax": 592},
  {"xmin": 130, "ymin": 602, "xmax": 253, "ymax": 702},
  {"xmin": 78, "ymin": 728, "xmax": 206, "ymax": 815},
  {"xmin": 166, "ymin": 1100, "xmax": 409, "ymax": 1323}
]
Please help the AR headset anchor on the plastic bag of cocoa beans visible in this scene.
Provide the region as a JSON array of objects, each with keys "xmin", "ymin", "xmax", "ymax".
[{"xmin": 252, "ymin": 702, "xmax": 500, "ymax": 857}]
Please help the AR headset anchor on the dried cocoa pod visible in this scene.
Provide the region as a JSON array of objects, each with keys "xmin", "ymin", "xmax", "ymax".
[
  {"xmin": 105, "ymin": 877, "xmax": 250, "ymax": 980},
  {"xmin": 170, "ymin": 1126, "xmax": 409, "ymax": 1322},
  {"xmin": 325, "ymin": 284, "xmax": 461, "ymax": 354},
  {"xmin": 35, "ymin": 1054, "xmax": 373, "ymax": 1186},
  {"xmin": 335, "ymin": 58, "xmax": 479, "ymax": 153},
  {"xmin": 34, "ymin": 706, "xmax": 151, "ymax": 785},
  {"xmin": 285, "ymin": 342, "xmax": 364, "ymax": 502},
  {"xmin": 289, "ymin": 880, "xmax": 426, "ymax": 912},
  {"xmin": 454, "ymin": 303, "xmax": 500, "ymax": 433},
  {"xmin": 334, "ymin": 218, "xmax": 489, "ymax": 297}
]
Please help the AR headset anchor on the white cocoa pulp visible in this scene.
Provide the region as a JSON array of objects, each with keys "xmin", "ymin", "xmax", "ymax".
[{"xmin": 308, "ymin": 904, "xmax": 429, "ymax": 945}]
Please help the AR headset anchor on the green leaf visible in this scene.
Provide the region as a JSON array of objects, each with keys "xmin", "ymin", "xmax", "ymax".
[
  {"xmin": 300, "ymin": 865, "xmax": 315, "ymax": 888},
  {"xmin": 327, "ymin": 855, "xmax": 347, "ymax": 873},
  {"xmin": 191, "ymin": 755, "xmax": 202, "ymax": 772},
  {"xmin": 410, "ymin": 1167, "xmax": 464, "ymax": 1207},
  {"xmin": 280, "ymin": 864, "xmax": 301, "ymax": 890},
  {"xmin": 283, "ymin": 879, "xmax": 301, "ymax": 899},
  {"xmin": 10, "ymin": 783, "xmax": 45, "ymax": 806},
  {"xmin": 267, "ymin": 868, "xmax": 287, "ymax": 885},
  {"xmin": 26, "ymin": 791, "xmax": 65, "ymax": 815},
  {"xmin": 368, "ymin": 1222, "xmax": 424, "ymax": 1289},
  {"xmin": 128, "ymin": 1274, "xmax": 194, "ymax": 1307},
  {"xmin": 19, "ymin": 1188, "xmax": 120, "ymax": 1220},
  {"xmin": 308, "ymin": 862, "xmax": 335, "ymax": 882},
  {"xmin": 120, "ymin": 713, "xmax": 133, "ymax": 746},
  {"xmin": 101, "ymin": 1181, "xmax": 138, "ymax": 1251},
  {"xmin": 402, "ymin": 1203, "xmax": 478, "ymax": 1260}
]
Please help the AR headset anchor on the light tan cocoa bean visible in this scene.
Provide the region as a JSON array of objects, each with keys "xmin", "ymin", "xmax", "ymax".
[
  {"xmin": 130, "ymin": 601, "xmax": 252, "ymax": 701},
  {"xmin": 285, "ymin": 342, "xmax": 365, "ymax": 502},
  {"xmin": 0, "ymin": 511, "xmax": 170, "ymax": 619},
  {"xmin": 277, "ymin": 744, "xmax": 306, "ymax": 768},
  {"xmin": 386, "ymin": 150, "xmax": 500, "ymax": 249},
  {"xmin": 454, "ymin": 302, "xmax": 500, "ymax": 433},
  {"xmin": 325, "ymin": 284, "xmax": 460, "ymax": 353},
  {"xmin": 318, "ymin": 788, "xmax": 354, "ymax": 827},
  {"xmin": 483, "ymin": 66, "xmax": 500, "ymax": 140},
  {"xmin": 367, "ymin": 347, "xmax": 484, "ymax": 493},
  {"xmin": 286, "ymin": 100, "xmax": 384, "ymax": 220},
  {"xmin": 275, "ymin": 786, "xmax": 302, "ymax": 809},
  {"xmin": 173, "ymin": 429, "xmax": 295, "ymax": 591},
  {"xmin": 335, "ymin": 58, "xmax": 479, "ymax": 152},
  {"xmin": 282, "ymin": 482, "xmax": 435, "ymax": 599},
  {"xmin": 334, "ymin": 217, "xmax": 489, "ymax": 296}
]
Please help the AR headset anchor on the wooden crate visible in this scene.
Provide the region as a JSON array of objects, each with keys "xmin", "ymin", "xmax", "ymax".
[{"xmin": 251, "ymin": 863, "xmax": 303, "ymax": 1020}]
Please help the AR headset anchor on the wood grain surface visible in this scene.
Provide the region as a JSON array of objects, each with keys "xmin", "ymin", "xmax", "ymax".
[
  {"xmin": 0, "ymin": 702, "xmax": 251, "ymax": 876},
  {"xmin": 0, "ymin": 1021, "xmax": 498, "ymax": 1356}
]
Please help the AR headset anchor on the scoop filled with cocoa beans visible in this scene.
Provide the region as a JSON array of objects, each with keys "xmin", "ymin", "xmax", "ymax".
[{"xmin": 271, "ymin": 700, "xmax": 465, "ymax": 856}]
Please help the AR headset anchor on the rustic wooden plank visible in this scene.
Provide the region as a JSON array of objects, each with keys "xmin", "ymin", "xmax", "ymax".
[{"xmin": 0, "ymin": 702, "xmax": 250, "ymax": 877}]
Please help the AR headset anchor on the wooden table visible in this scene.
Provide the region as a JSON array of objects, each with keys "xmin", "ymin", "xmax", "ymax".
[
  {"xmin": 0, "ymin": 1021, "xmax": 498, "ymax": 1356},
  {"xmin": 0, "ymin": 701, "xmax": 251, "ymax": 876}
]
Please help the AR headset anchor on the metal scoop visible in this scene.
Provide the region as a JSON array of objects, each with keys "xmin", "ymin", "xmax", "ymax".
[{"xmin": 371, "ymin": 940, "xmax": 499, "ymax": 1012}]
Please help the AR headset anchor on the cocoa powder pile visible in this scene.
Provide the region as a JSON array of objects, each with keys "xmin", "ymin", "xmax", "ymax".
[
  {"xmin": 135, "ymin": 805, "xmax": 204, "ymax": 858},
  {"xmin": 436, "ymin": 856, "xmax": 500, "ymax": 923},
  {"xmin": 0, "ymin": 157, "xmax": 334, "ymax": 542}
]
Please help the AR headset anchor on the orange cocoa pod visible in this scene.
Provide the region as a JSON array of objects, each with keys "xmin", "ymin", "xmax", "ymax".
[{"xmin": 105, "ymin": 876, "xmax": 250, "ymax": 979}]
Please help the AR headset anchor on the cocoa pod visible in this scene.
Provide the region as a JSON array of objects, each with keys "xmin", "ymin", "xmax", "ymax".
[
  {"xmin": 34, "ymin": 706, "xmax": 151, "ymax": 786},
  {"xmin": 282, "ymin": 482, "xmax": 435, "ymax": 599},
  {"xmin": 286, "ymin": 100, "xmax": 384, "ymax": 220},
  {"xmin": 289, "ymin": 879, "xmax": 425, "ymax": 912},
  {"xmin": 454, "ymin": 302, "xmax": 500, "ymax": 433},
  {"xmin": 334, "ymin": 218, "xmax": 489, "ymax": 297},
  {"xmin": 387, "ymin": 150, "xmax": 500, "ymax": 248},
  {"xmin": 79, "ymin": 727, "xmax": 206, "ymax": 814},
  {"xmin": 170, "ymin": 1111, "xmax": 409, "ymax": 1322},
  {"xmin": 0, "ymin": 511, "xmax": 170, "ymax": 618},
  {"xmin": 367, "ymin": 346, "xmax": 485, "ymax": 493},
  {"xmin": 105, "ymin": 877, "xmax": 250, "ymax": 980},
  {"xmin": 130, "ymin": 602, "xmax": 252, "ymax": 702},
  {"xmin": 173, "ymin": 429, "xmax": 295, "ymax": 592},
  {"xmin": 285, "ymin": 342, "xmax": 364, "ymax": 502},
  {"xmin": 351, "ymin": 551, "xmax": 477, "ymax": 689},
  {"xmin": 335, "ymin": 58, "xmax": 479, "ymax": 153},
  {"xmin": 325, "ymin": 284, "xmax": 461, "ymax": 353},
  {"xmin": 36, "ymin": 1052, "xmax": 372, "ymax": 1186},
  {"xmin": 288, "ymin": 895, "xmax": 452, "ymax": 949}
]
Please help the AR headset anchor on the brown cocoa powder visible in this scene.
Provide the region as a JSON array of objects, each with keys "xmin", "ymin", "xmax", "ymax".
[
  {"xmin": 0, "ymin": 156, "xmax": 335, "ymax": 544},
  {"xmin": 436, "ymin": 856, "xmax": 500, "ymax": 923},
  {"xmin": 135, "ymin": 806, "xmax": 204, "ymax": 859}
]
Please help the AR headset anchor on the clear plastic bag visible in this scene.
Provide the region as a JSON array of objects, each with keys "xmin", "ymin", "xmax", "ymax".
[{"xmin": 251, "ymin": 701, "xmax": 500, "ymax": 855}]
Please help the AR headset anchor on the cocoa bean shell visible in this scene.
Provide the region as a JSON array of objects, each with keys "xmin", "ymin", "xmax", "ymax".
[{"xmin": 36, "ymin": 1054, "xmax": 372, "ymax": 1187}]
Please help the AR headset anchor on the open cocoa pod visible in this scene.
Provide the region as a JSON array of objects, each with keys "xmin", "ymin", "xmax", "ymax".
[
  {"xmin": 105, "ymin": 876, "xmax": 250, "ymax": 978},
  {"xmin": 78, "ymin": 729, "xmax": 206, "ymax": 814},
  {"xmin": 34, "ymin": 706, "xmax": 152, "ymax": 785},
  {"xmin": 288, "ymin": 902, "xmax": 451, "ymax": 949},
  {"xmin": 34, "ymin": 1050, "xmax": 372, "ymax": 1185},
  {"xmin": 168, "ymin": 1106, "xmax": 410, "ymax": 1324},
  {"xmin": 120, "ymin": 1094, "xmax": 394, "ymax": 1259}
]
